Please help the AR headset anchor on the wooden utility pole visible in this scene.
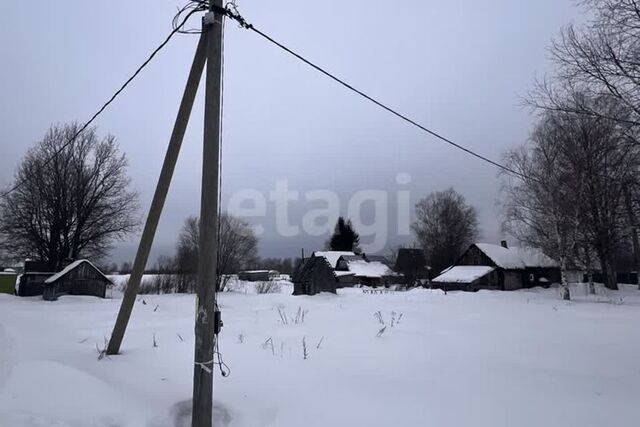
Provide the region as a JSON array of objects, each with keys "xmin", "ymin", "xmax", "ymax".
[
  {"xmin": 193, "ymin": 1, "xmax": 224, "ymax": 425},
  {"xmin": 107, "ymin": 32, "xmax": 208, "ymax": 356}
]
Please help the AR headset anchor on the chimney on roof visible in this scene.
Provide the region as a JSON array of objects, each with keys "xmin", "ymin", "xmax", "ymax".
[{"xmin": 501, "ymin": 240, "xmax": 508, "ymax": 249}]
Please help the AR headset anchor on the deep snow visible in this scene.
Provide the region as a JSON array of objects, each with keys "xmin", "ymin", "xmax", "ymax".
[{"xmin": 0, "ymin": 282, "xmax": 639, "ymax": 427}]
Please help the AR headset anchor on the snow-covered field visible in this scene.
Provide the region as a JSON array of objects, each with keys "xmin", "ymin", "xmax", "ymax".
[{"xmin": 1, "ymin": 281, "xmax": 639, "ymax": 427}]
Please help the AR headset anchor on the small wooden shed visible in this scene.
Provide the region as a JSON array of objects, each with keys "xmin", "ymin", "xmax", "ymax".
[
  {"xmin": 0, "ymin": 270, "xmax": 18, "ymax": 295},
  {"xmin": 394, "ymin": 248, "xmax": 428, "ymax": 284},
  {"xmin": 292, "ymin": 256, "xmax": 337, "ymax": 296},
  {"xmin": 16, "ymin": 261, "xmax": 55, "ymax": 297},
  {"xmin": 42, "ymin": 260, "xmax": 111, "ymax": 301}
]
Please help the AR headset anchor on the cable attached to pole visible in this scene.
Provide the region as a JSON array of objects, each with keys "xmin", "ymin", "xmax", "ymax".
[
  {"xmin": 213, "ymin": 4, "xmax": 528, "ymax": 181},
  {"xmin": 0, "ymin": 7, "xmax": 203, "ymax": 200}
]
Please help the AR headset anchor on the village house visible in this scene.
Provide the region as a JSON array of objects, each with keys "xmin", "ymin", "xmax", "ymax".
[
  {"xmin": 432, "ymin": 241, "xmax": 560, "ymax": 292},
  {"xmin": 335, "ymin": 254, "xmax": 399, "ymax": 287},
  {"xmin": 394, "ymin": 248, "xmax": 428, "ymax": 285},
  {"xmin": 312, "ymin": 251, "xmax": 357, "ymax": 287},
  {"xmin": 292, "ymin": 255, "xmax": 340, "ymax": 295},
  {"xmin": 292, "ymin": 251, "xmax": 403, "ymax": 295},
  {"xmin": 16, "ymin": 259, "xmax": 111, "ymax": 300}
]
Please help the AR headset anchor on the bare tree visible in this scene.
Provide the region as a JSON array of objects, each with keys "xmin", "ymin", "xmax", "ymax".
[
  {"xmin": 412, "ymin": 188, "xmax": 479, "ymax": 275},
  {"xmin": 529, "ymin": 1, "xmax": 639, "ymax": 128},
  {"xmin": 174, "ymin": 213, "xmax": 258, "ymax": 292},
  {"xmin": 505, "ymin": 94, "xmax": 639, "ymax": 292},
  {"xmin": 502, "ymin": 115, "xmax": 584, "ymax": 300},
  {"xmin": 0, "ymin": 124, "xmax": 139, "ymax": 270}
]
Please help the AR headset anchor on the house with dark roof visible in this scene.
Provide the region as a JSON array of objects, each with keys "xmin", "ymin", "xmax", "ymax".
[
  {"xmin": 292, "ymin": 255, "xmax": 340, "ymax": 295},
  {"xmin": 16, "ymin": 260, "xmax": 56, "ymax": 297},
  {"xmin": 432, "ymin": 241, "xmax": 560, "ymax": 292},
  {"xmin": 394, "ymin": 248, "xmax": 428, "ymax": 285}
]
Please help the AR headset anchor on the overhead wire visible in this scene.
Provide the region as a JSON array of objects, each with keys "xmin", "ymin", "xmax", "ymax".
[
  {"xmin": 215, "ymin": 4, "xmax": 529, "ymax": 181},
  {"xmin": 0, "ymin": 5, "xmax": 203, "ymax": 200}
]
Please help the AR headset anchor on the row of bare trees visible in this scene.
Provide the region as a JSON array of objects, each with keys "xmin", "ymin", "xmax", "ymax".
[
  {"xmin": 151, "ymin": 213, "xmax": 259, "ymax": 293},
  {"xmin": 501, "ymin": 0, "xmax": 640, "ymax": 296}
]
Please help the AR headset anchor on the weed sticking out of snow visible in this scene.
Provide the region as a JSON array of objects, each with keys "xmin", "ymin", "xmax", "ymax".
[
  {"xmin": 277, "ymin": 307, "xmax": 288, "ymax": 325},
  {"xmin": 2, "ymin": 283, "xmax": 640, "ymax": 426},
  {"xmin": 262, "ymin": 337, "xmax": 275, "ymax": 356},
  {"xmin": 277, "ymin": 306, "xmax": 309, "ymax": 325},
  {"xmin": 302, "ymin": 336, "xmax": 309, "ymax": 360},
  {"xmin": 96, "ymin": 337, "xmax": 109, "ymax": 360},
  {"xmin": 374, "ymin": 310, "xmax": 385, "ymax": 325}
]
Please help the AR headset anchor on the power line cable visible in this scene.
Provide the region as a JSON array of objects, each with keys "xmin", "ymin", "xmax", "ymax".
[
  {"xmin": 217, "ymin": 4, "xmax": 528, "ymax": 181},
  {"xmin": 0, "ymin": 7, "xmax": 202, "ymax": 200}
]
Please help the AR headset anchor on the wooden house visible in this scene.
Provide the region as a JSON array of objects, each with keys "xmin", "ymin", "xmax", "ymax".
[
  {"xmin": 394, "ymin": 248, "xmax": 428, "ymax": 285},
  {"xmin": 15, "ymin": 259, "xmax": 111, "ymax": 300},
  {"xmin": 292, "ymin": 255, "xmax": 339, "ymax": 295},
  {"xmin": 432, "ymin": 242, "xmax": 560, "ymax": 292},
  {"xmin": 312, "ymin": 251, "xmax": 357, "ymax": 287},
  {"xmin": 16, "ymin": 260, "xmax": 55, "ymax": 297},
  {"xmin": 42, "ymin": 260, "xmax": 111, "ymax": 300},
  {"xmin": 335, "ymin": 254, "xmax": 399, "ymax": 287}
]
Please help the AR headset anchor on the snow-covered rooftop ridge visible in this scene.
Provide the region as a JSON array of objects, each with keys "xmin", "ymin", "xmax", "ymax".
[
  {"xmin": 432, "ymin": 266, "xmax": 496, "ymax": 283},
  {"xmin": 474, "ymin": 243, "xmax": 558, "ymax": 269},
  {"xmin": 312, "ymin": 251, "xmax": 356, "ymax": 268},
  {"xmin": 334, "ymin": 270, "xmax": 356, "ymax": 277},
  {"xmin": 515, "ymin": 247, "xmax": 559, "ymax": 268},
  {"xmin": 240, "ymin": 270, "xmax": 278, "ymax": 274},
  {"xmin": 344, "ymin": 259, "xmax": 394, "ymax": 278},
  {"xmin": 44, "ymin": 259, "xmax": 111, "ymax": 284}
]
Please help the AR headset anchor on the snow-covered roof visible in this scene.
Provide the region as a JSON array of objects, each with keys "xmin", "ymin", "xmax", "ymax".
[
  {"xmin": 474, "ymin": 243, "xmax": 558, "ymax": 269},
  {"xmin": 239, "ymin": 270, "xmax": 279, "ymax": 274},
  {"xmin": 312, "ymin": 251, "xmax": 356, "ymax": 268},
  {"xmin": 344, "ymin": 259, "xmax": 395, "ymax": 278},
  {"xmin": 45, "ymin": 260, "xmax": 111, "ymax": 284},
  {"xmin": 334, "ymin": 270, "xmax": 356, "ymax": 277},
  {"xmin": 515, "ymin": 247, "xmax": 559, "ymax": 269},
  {"xmin": 432, "ymin": 266, "xmax": 496, "ymax": 283}
]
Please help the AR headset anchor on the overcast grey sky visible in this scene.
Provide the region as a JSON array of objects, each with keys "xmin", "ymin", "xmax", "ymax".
[{"xmin": 0, "ymin": 1, "xmax": 580, "ymax": 265}]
